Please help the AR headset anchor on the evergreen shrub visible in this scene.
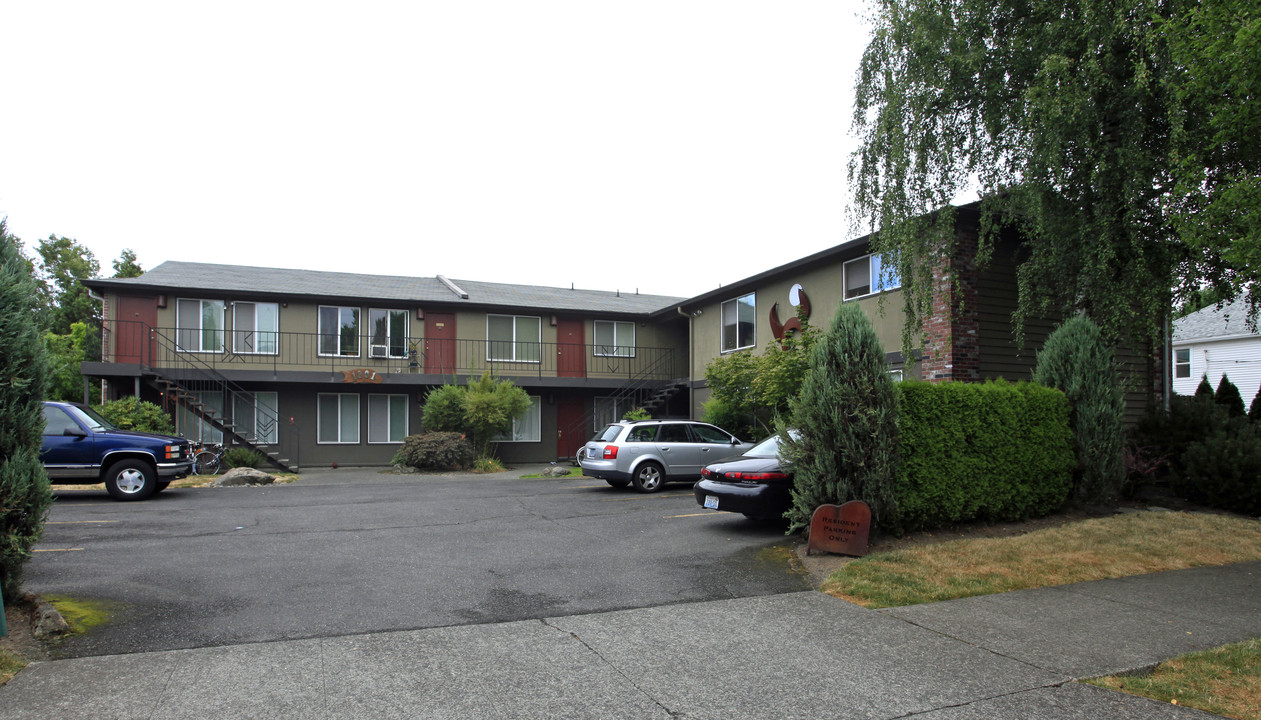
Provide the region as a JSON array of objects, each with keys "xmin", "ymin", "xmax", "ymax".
[
  {"xmin": 222, "ymin": 447, "xmax": 265, "ymax": 470},
  {"xmin": 400, "ymin": 432, "xmax": 475, "ymax": 470},
  {"xmin": 1133, "ymin": 394, "xmax": 1223, "ymax": 479},
  {"xmin": 1249, "ymin": 384, "xmax": 1261, "ymax": 423},
  {"xmin": 1031, "ymin": 315, "xmax": 1125, "ymax": 503},
  {"xmin": 0, "ymin": 223, "xmax": 53, "ymax": 603},
  {"xmin": 893, "ymin": 380, "xmax": 1074, "ymax": 532},
  {"xmin": 1174, "ymin": 416, "xmax": 1261, "ymax": 515},
  {"xmin": 1214, "ymin": 375, "xmax": 1246, "ymax": 417},
  {"xmin": 781, "ymin": 302, "xmax": 899, "ymax": 534}
]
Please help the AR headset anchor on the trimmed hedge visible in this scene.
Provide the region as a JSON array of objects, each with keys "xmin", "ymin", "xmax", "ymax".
[{"xmin": 892, "ymin": 380, "xmax": 1074, "ymax": 533}]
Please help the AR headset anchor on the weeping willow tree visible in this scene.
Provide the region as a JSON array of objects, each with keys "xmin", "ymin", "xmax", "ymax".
[{"xmin": 850, "ymin": 0, "xmax": 1259, "ymax": 355}]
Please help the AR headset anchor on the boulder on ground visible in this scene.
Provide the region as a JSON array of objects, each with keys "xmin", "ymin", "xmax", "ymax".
[
  {"xmin": 216, "ymin": 467, "xmax": 276, "ymax": 486},
  {"xmin": 543, "ymin": 465, "xmax": 571, "ymax": 477}
]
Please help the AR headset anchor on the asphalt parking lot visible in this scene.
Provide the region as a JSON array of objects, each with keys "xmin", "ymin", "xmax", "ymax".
[{"xmin": 29, "ymin": 468, "xmax": 809, "ymax": 658}]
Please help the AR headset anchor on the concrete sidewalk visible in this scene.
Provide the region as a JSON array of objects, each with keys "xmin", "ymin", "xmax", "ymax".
[{"xmin": 2, "ymin": 562, "xmax": 1256, "ymax": 719}]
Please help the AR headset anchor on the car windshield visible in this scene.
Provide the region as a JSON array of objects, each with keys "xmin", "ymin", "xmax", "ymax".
[
  {"xmin": 745, "ymin": 434, "xmax": 784, "ymax": 458},
  {"xmin": 65, "ymin": 404, "xmax": 116, "ymax": 432}
]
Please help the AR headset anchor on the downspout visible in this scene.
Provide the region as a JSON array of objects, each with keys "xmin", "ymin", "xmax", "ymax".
[
  {"xmin": 88, "ymin": 289, "xmax": 108, "ymax": 403},
  {"xmin": 1164, "ymin": 312, "xmax": 1172, "ymax": 412},
  {"xmin": 677, "ymin": 306, "xmax": 693, "ymax": 418}
]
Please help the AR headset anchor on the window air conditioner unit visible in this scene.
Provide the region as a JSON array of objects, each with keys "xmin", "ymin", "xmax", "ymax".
[{"xmin": 370, "ymin": 344, "xmax": 389, "ymax": 358}]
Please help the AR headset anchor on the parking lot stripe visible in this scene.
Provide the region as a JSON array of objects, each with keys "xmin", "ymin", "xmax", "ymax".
[
  {"xmin": 34, "ymin": 548, "xmax": 85, "ymax": 552},
  {"xmin": 664, "ymin": 512, "xmax": 714, "ymax": 518},
  {"xmin": 47, "ymin": 520, "xmax": 119, "ymax": 524}
]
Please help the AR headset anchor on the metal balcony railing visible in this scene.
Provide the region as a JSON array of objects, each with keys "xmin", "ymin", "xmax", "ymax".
[{"xmin": 99, "ymin": 320, "xmax": 678, "ymax": 381}]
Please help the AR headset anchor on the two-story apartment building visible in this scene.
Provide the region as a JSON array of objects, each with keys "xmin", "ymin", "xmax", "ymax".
[
  {"xmin": 82, "ymin": 206, "xmax": 1167, "ymax": 470},
  {"xmin": 83, "ymin": 262, "xmax": 690, "ymax": 470}
]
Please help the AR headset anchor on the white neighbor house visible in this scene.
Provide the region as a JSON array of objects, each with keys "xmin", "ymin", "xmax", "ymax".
[{"xmin": 1172, "ymin": 297, "xmax": 1261, "ymax": 400}]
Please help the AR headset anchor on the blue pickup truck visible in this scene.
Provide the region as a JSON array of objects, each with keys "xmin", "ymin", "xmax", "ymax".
[{"xmin": 40, "ymin": 401, "xmax": 194, "ymax": 501}]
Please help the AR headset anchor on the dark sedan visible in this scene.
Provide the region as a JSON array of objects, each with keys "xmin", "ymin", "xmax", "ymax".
[{"xmin": 693, "ymin": 433, "xmax": 793, "ymax": 521}]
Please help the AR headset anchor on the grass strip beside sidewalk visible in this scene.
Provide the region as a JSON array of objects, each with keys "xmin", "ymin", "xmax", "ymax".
[
  {"xmin": 824, "ymin": 510, "xmax": 1261, "ymax": 720},
  {"xmin": 1088, "ymin": 639, "xmax": 1261, "ymax": 720},
  {"xmin": 822, "ymin": 511, "xmax": 1261, "ymax": 609}
]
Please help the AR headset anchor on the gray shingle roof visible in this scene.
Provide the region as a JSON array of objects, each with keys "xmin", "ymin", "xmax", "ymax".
[
  {"xmin": 86, "ymin": 261, "xmax": 685, "ymax": 316},
  {"xmin": 1173, "ymin": 297, "xmax": 1259, "ymax": 343}
]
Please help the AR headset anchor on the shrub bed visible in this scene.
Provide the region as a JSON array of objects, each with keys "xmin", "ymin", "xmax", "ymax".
[{"xmin": 399, "ymin": 432, "xmax": 475, "ymax": 471}]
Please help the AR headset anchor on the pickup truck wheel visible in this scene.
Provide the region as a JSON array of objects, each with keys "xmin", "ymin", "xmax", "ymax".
[{"xmin": 104, "ymin": 460, "xmax": 158, "ymax": 501}]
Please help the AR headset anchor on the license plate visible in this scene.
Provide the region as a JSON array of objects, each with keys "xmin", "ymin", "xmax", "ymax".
[{"xmin": 704, "ymin": 495, "xmax": 719, "ymax": 509}]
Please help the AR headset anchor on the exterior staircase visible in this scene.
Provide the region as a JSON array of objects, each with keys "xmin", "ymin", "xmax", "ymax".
[
  {"xmin": 141, "ymin": 329, "xmax": 297, "ymax": 473},
  {"xmin": 557, "ymin": 349, "xmax": 689, "ymax": 464}
]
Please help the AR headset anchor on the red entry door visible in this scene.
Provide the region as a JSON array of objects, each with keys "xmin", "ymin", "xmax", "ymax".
[
  {"xmin": 556, "ymin": 318, "xmax": 585, "ymax": 378},
  {"xmin": 115, "ymin": 295, "xmax": 158, "ymax": 364},
  {"xmin": 424, "ymin": 313, "xmax": 457, "ymax": 374},
  {"xmin": 556, "ymin": 395, "xmax": 586, "ymax": 460}
]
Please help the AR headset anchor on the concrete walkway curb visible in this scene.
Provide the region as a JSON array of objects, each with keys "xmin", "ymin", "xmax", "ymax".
[{"xmin": 2, "ymin": 562, "xmax": 1255, "ymax": 719}]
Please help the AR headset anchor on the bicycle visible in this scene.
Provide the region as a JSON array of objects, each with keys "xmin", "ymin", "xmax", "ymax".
[{"xmin": 192, "ymin": 442, "xmax": 226, "ymax": 475}]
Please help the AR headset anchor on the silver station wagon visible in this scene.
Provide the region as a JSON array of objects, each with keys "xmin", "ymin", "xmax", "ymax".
[{"xmin": 579, "ymin": 420, "xmax": 754, "ymax": 492}]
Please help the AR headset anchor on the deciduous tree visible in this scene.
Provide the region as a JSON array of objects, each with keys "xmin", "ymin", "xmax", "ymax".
[{"xmin": 850, "ymin": 0, "xmax": 1257, "ymax": 354}]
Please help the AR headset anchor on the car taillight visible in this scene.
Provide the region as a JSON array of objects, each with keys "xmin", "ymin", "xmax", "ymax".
[
  {"xmin": 727, "ymin": 471, "xmax": 789, "ymax": 481},
  {"xmin": 602, "ymin": 445, "xmax": 619, "ymax": 459}
]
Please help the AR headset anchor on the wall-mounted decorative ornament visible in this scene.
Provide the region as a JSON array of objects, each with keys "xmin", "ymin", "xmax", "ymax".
[{"xmin": 770, "ymin": 284, "xmax": 811, "ymax": 347}]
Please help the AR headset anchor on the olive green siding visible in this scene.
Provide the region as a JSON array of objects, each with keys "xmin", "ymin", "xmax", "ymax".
[{"xmin": 686, "ymin": 264, "xmax": 906, "ymax": 383}]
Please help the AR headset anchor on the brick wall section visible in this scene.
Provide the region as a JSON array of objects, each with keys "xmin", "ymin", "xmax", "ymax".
[{"xmin": 921, "ymin": 225, "xmax": 981, "ymax": 382}]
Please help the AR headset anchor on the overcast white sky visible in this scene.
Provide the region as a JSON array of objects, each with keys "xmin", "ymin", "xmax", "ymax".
[{"xmin": 1, "ymin": 2, "xmax": 873, "ymax": 298}]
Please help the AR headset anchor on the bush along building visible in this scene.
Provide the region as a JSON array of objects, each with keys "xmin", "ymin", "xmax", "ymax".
[{"xmin": 82, "ymin": 205, "xmax": 1168, "ymax": 470}]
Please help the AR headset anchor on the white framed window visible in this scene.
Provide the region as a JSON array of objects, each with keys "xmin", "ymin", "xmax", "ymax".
[
  {"xmin": 369, "ymin": 309, "xmax": 409, "ymax": 359},
  {"xmin": 594, "ymin": 320, "xmax": 636, "ymax": 357},
  {"xmin": 593, "ymin": 396, "xmax": 634, "ymax": 430},
  {"xmin": 1174, "ymin": 348, "xmax": 1191, "ymax": 379},
  {"xmin": 368, "ymin": 394, "xmax": 409, "ymax": 444},
  {"xmin": 487, "ymin": 314, "xmax": 541, "ymax": 362},
  {"xmin": 495, "ymin": 396, "xmax": 541, "ymax": 442},
  {"xmin": 233, "ymin": 302, "xmax": 279, "ymax": 355},
  {"xmin": 317, "ymin": 393, "xmax": 360, "ymax": 444},
  {"xmin": 319, "ymin": 306, "xmax": 361, "ymax": 357},
  {"xmin": 844, "ymin": 253, "xmax": 901, "ymax": 300},
  {"xmin": 888, "ymin": 369, "xmax": 904, "ymax": 381},
  {"xmin": 176, "ymin": 298, "xmax": 225, "ymax": 353},
  {"xmin": 234, "ymin": 392, "xmax": 279, "ymax": 445},
  {"xmin": 720, "ymin": 293, "xmax": 756, "ymax": 352}
]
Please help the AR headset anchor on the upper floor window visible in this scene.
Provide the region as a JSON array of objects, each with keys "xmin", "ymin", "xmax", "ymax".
[
  {"xmin": 369, "ymin": 309, "xmax": 409, "ymax": 359},
  {"xmin": 844, "ymin": 253, "xmax": 901, "ymax": 299},
  {"xmin": 594, "ymin": 320, "xmax": 636, "ymax": 357},
  {"xmin": 233, "ymin": 302, "xmax": 279, "ymax": 355},
  {"xmin": 177, "ymin": 298, "xmax": 224, "ymax": 353},
  {"xmin": 721, "ymin": 293, "xmax": 756, "ymax": 352},
  {"xmin": 1174, "ymin": 348, "xmax": 1191, "ymax": 379},
  {"xmin": 487, "ymin": 314, "xmax": 541, "ymax": 362},
  {"xmin": 319, "ymin": 306, "xmax": 360, "ymax": 357}
]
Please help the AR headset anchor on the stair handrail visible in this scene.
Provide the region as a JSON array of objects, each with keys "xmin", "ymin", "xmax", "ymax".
[{"xmin": 139, "ymin": 322, "xmax": 298, "ymax": 471}]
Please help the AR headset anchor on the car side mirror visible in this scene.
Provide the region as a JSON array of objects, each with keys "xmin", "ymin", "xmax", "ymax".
[{"xmin": 62, "ymin": 427, "xmax": 87, "ymax": 438}]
